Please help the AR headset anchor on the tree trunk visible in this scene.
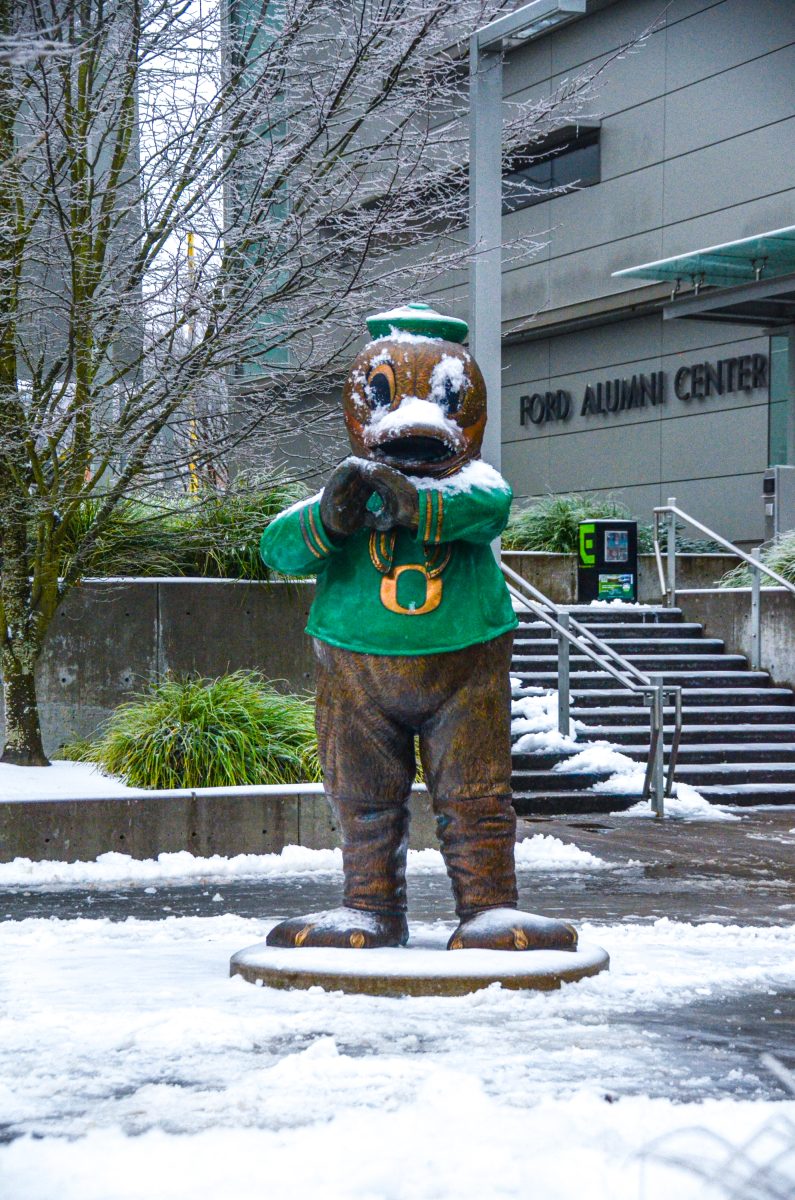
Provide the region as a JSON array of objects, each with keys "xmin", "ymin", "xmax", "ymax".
[{"xmin": 1, "ymin": 652, "xmax": 48, "ymax": 766}]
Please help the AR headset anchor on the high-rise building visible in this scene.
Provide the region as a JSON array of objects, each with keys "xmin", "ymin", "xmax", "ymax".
[{"xmin": 445, "ymin": 0, "xmax": 795, "ymax": 542}]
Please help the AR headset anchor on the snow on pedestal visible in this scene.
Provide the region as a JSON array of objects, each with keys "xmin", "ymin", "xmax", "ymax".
[{"xmin": 229, "ymin": 927, "xmax": 609, "ymax": 996}]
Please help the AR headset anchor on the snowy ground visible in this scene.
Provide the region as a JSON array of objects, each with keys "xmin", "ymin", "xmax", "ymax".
[
  {"xmin": 2, "ymin": 835, "xmax": 795, "ymax": 1200},
  {"xmin": 1, "ymin": 910, "xmax": 795, "ymax": 1200},
  {"xmin": 1, "ymin": 682, "xmax": 793, "ymax": 1198},
  {"xmin": 0, "ymin": 759, "xmax": 148, "ymax": 800}
]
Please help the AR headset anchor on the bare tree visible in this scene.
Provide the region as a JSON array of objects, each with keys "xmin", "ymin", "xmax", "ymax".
[{"xmin": 0, "ymin": 0, "xmax": 608, "ymax": 764}]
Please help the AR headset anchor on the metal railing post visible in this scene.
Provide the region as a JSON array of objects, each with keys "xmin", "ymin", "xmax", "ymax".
[
  {"xmin": 502, "ymin": 564, "xmax": 682, "ymax": 823},
  {"xmin": 653, "ymin": 511, "xmax": 667, "ymax": 598},
  {"xmin": 653, "ymin": 499, "xmax": 795, "ymax": 681},
  {"xmin": 650, "ymin": 675, "xmax": 665, "ymax": 819},
  {"xmin": 666, "ymin": 496, "xmax": 677, "ymax": 607},
  {"xmin": 557, "ymin": 611, "xmax": 570, "ymax": 736},
  {"xmin": 665, "ymin": 687, "xmax": 682, "ymax": 798},
  {"xmin": 750, "ymin": 548, "xmax": 761, "ymax": 670},
  {"xmin": 469, "ymin": 34, "xmax": 503, "ymax": 476}
]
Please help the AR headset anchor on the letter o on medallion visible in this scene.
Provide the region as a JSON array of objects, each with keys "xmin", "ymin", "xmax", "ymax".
[{"xmin": 380, "ymin": 564, "xmax": 443, "ymax": 615}]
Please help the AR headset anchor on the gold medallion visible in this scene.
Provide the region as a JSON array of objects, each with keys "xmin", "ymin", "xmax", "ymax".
[{"xmin": 380, "ymin": 563, "xmax": 443, "ymax": 615}]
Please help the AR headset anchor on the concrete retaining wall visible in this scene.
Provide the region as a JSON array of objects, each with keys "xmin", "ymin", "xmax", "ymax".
[
  {"xmin": 0, "ymin": 579, "xmax": 318, "ymax": 755},
  {"xmin": 679, "ymin": 588, "xmax": 795, "ymax": 691},
  {"xmin": 4, "ymin": 570, "xmax": 795, "ymax": 860},
  {"xmin": 0, "ymin": 789, "xmax": 435, "ymax": 862},
  {"xmin": 501, "ymin": 553, "xmax": 740, "ymax": 604}
]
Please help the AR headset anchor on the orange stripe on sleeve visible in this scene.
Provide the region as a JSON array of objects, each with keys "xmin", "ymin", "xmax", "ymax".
[{"xmin": 300, "ymin": 508, "xmax": 324, "ymax": 559}]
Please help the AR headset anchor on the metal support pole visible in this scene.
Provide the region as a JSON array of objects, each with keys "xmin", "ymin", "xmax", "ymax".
[
  {"xmin": 650, "ymin": 675, "xmax": 665, "ymax": 819},
  {"xmin": 469, "ymin": 37, "xmax": 503, "ymax": 475},
  {"xmin": 666, "ymin": 496, "xmax": 677, "ymax": 607},
  {"xmin": 786, "ymin": 329, "xmax": 795, "ymax": 465},
  {"xmin": 750, "ymin": 548, "xmax": 761, "ymax": 671},
  {"xmin": 665, "ymin": 688, "xmax": 682, "ymax": 799},
  {"xmin": 557, "ymin": 611, "xmax": 570, "ymax": 736}
]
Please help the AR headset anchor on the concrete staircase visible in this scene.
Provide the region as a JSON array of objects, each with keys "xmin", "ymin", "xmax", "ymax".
[{"xmin": 511, "ymin": 604, "xmax": 795, "ymax": 815}]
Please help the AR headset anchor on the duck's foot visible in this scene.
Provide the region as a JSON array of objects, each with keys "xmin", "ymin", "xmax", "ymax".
[
  {"xmin": 447, "ymin": 908, "xmax": 578, "ymax": 952},
  {"xmin": 266, "ymin": 907, "xmax": 409, "ymax": 949}
]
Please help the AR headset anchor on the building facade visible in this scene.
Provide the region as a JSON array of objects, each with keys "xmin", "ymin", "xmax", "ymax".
[{"xmin": 450, "ymin": 0, "xmax": 795, "ymax": 543}]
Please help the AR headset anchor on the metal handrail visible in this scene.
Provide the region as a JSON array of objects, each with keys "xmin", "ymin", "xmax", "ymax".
[
  {"xmin": 502, "ymin": 564, "xmax": 651, "ymax": 689},
  {"xmin": 653, "ymin": 497, "xmax": 795, "ymax": 670},
  {"xmin": 502, "ymin": 562, "xmax": 683, "ymax": 817},
  {"xmin": 654, "ymin": 500, "xmax": 795, "ymax": 594}
]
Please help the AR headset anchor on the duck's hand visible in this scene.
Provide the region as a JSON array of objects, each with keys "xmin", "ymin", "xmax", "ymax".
[{"xmin": 363, "ymin": 463, "xmax": 420, "ymax": 532}]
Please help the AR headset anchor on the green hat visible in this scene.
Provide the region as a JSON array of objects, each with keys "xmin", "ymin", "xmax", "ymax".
[{"xmin": 366, "ymin": 302, "xmax": 468, "ymax": 344}]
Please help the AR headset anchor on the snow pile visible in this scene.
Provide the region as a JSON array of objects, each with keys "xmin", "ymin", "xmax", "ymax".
[
  {"xmin": 412, "ymin": 835, "xmax": 605, "ymax": 873},
  {"xmin": 587, "ymin": 599, "xmax": 646, "ymax": 608},
  {"xmin": 513, "ymin": 726, "xmax": 736, "ymax": 823},
  {"xmin": 0, "ymin": 835, "xmax": 606, "ymax": 889},
  {"xmin": 268, "ymin": 489, "xmax": 322, "ymax": 523},
  {"xmin": 514, "ymin": 834, "xmax": 605, "ymax": 870},
  {"xmin": 0, "ymin": 760, "xmax": 148, "ymax": 800},
  {"xmin": 0, "ymin": 846, "xmax": 346, "ymax": 888},
  {"xmin": 413, "ymin": 459, "xmax": 509, "ymax": 495},
  {"xmin": 610, "ymin": 783, "xmax": 740, "ymax": 823},
  {"xmin": 562, "ymin": 746, "xmax": 740, "ymax": 821},
  {"xmin": 514, "ymin": 727, "xmax": 582, "ymax": 754},
  {"xmin": 3, "ymin": 1087, "xmax": 792, "ymax": 1200},
  {"xmin": 370, "ymin": 304, "xmax": 454, "ymax": 326},
  {"xmin": 510, "ymin": 677, "xmax": 548, "ymax": 698},
  {"xmin": 363, "ymin": 346, "xmax": 392, "ymax": 370},
  {"xmin": 507, "ymin": 698, "xmax": 738, "ymax": 821},
  {"xmin": 369, "ymin": 327, "xmax": 440, "ymax": 346},
  {"xmin": 365, "ymin": 395, "xmax": 463, "ymax": 445},
  {"xmin": 554, "ymin": 744, "xmax": 642, "ymax": 776},
  {"xmin": 429, "ymin": 354, "xmax": 468, "ymax": 403},
  {"xmin": 511, "ymin": 690, "xmax": 583, "ymax": 753},
  {"xmin": 0, "ymin": 761, "xmax": 328, "ymax": 802}
]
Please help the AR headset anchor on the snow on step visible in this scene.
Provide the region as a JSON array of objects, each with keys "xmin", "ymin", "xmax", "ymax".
[{"xmin": 510, "ymin": 597, "xmax": 795, "ymax": 810}]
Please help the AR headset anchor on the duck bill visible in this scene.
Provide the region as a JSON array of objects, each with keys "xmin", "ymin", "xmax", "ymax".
[{"xmin": 364, "ymin": 425, "xmax": 467, "ymax": 476}]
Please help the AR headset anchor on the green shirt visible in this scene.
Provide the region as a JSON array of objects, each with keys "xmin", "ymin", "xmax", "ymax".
[{"xmin": 259, "ymin": 462, "xmax": 518, "ymax": 657}]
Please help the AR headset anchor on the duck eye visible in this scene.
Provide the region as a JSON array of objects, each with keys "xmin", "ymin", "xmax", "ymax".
[
  {"xmin": 430, "ymin": 358, "xmax": 467, "ymax": 415},
  {"xmin": 442, "ymin": 378, "xmax": 461, "ymax": 414},
  {"xmin": 366, "ymin": 363, "xmax": 395, "ymax": 409}
]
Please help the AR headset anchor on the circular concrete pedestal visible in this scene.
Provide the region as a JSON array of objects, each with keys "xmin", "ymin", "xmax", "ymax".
[{"xmin": 229, "ymin": 928, "xmax": 609, "ymax": 996}]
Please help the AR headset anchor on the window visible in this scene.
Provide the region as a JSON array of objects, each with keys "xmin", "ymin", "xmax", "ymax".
[{"xmin": 502, "ymin": 125, "xmax": 600, "ymax": 214}]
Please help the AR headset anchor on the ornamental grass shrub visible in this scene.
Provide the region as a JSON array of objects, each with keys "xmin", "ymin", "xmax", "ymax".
[
  {"xmin": 502, "ymin": 494, "xmax": 718, "ymax": 554},
  {"xmin": 56, "ymin": 474, "xmax": 308, "ymax": 581},
  {"xmin": 502, "ymin": 494, "xmax": 655, "ymax": 553},
  {"xmin": 718, "ymin": 531, "xmax": 795, "ymax": 588},
  {"xmin": 173, "ymin": 474, "xmax": 309, "ymax": 580},
  {"xmin": 57, "ymin": 495, "xmax": 184, "ymax": 579},
  {"xmin": 75, "ymin": 672, "xmax": 321, "ymax": 789}
]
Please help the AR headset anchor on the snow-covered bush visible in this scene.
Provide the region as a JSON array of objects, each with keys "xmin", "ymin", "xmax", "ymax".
[
  {"xmin": 502, "ymin": 494, "xmax": 654, "ymax": 553},
  {"xmin": 718, "ymin": 530, "xmax": 795, "ymax": 588},
  {"xmin": 56, "ymin": 476, "xmax": 308, "ymax": 581}
]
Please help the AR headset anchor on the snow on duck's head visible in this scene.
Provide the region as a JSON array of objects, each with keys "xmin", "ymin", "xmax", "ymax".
[{"xmin": 342, "ymin": 303, "xmax": 487, "ymax": 478}]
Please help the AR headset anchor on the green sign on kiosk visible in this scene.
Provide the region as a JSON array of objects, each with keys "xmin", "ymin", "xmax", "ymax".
[{"xmin": 577, "ymin": 520, "xmax": 638, "ymax": 602}]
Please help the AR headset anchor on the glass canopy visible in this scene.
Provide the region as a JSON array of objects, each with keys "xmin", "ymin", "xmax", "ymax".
[{"xmin": 613, "ymin": 225, "xmax": 795, "ymax": 288}]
